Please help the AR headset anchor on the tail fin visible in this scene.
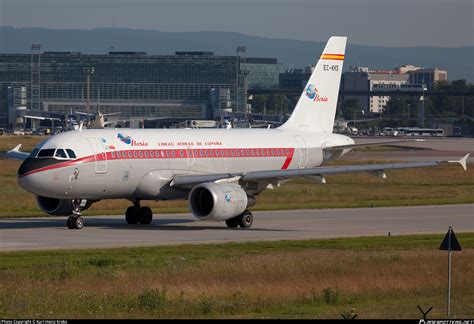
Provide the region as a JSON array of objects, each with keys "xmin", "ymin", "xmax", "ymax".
[{"xmin": 279, "ymin": 36, "xmax": 347, "ymax": 133}]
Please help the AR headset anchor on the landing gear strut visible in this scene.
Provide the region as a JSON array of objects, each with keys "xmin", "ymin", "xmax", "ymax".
[
  {"xmin": 125, "ymin": 201, "xmax": 153, "ymax": 225},
  {"xmin": 66, "ymin": 199, "xmax": 87, "ymax": 230},
  {"xmin": 225, "ymin": 210, "xmax": 253, "ymax": 229}
]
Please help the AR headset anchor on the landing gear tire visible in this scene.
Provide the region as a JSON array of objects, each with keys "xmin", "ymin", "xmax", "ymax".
[
  {"xmin": 225, "ymin": 217, "xmax": 239, "ymax": 228},
  {"xmin": 238, "ymin": 210, "xmax": 253, "ymax": 229},
  {"xmin": 66, "ymin": 216, "xmax": 84, "ymax": 230},
  {"xmin": 139, "ymin": 207, "xmax": 153, "ymax": 224},
  {"xmin": 67, "ymin": 216, "xmax": 75, "ymax": 229},
  {"xmin": 74, "ymin": 216, "xmax": 84, "ymax": 230},
  {"xmin": 125, "ymin": 206, "xmax": 139, "ymax": 224}
]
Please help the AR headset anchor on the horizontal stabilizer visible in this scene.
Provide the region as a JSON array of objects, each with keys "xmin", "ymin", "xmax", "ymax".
[{"xmin": 324, "ymin": 139, "xmax": 425, "ymax": 151}]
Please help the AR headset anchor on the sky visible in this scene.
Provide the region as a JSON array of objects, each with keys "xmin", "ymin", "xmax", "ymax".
[{"xmin": 0, "ymin": 0, "xmax": 473, "ymax": 47}]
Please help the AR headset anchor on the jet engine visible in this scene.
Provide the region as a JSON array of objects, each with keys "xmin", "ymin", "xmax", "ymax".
[
  {"xmin": 189, "ymin": 182, "xmax": 254, "ymax": 221},
  {"xmin": 36, "ymin": 196, "xmax": 94, "ymax": 216}
]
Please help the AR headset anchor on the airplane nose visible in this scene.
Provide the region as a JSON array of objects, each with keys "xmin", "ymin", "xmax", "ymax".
[
  {"xmin": 17, "ymin": 157, "xmax": 55, "ymax": 194},
  {"xmin": 17, "ymin": 172, "xmax": 44, "ymax": 195}
]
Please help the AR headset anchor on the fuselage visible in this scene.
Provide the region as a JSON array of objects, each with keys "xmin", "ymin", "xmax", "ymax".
[{"xmin": 18, "ymin": 128, "xmax": 354, "ymax": 200}]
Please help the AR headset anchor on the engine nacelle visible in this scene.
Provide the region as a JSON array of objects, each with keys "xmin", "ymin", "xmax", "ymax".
[
  {"xmin": 36, "ymin": 196, "xmax": 95, "ymax": 216},
  {"xmin": 189, "ymin": 183, "xmax": 251, "ymax": 221}
]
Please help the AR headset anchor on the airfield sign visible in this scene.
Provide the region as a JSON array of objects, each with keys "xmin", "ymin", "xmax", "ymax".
[{"xmin": 439, "ymin": 226, "xmax": 462, "ymax": 317}]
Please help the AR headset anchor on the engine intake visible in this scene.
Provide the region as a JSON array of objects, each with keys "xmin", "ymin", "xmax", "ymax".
[
  {"xmin": 36, "ymin": 196, "xmax": 95, "ymax": 216},
  {"xmin": 189, "ymin": 183, "xmax": 252, "ymax": 221}
]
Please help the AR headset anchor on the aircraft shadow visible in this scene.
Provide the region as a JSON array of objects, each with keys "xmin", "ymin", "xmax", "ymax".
[{"xmin": 0, "ymin": 217, "xmax": 292, "ymax": 232}]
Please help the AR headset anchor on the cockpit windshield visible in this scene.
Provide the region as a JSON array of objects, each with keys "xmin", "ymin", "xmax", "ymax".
[
  {"xmin": 37, "ymin": 149, "xmax": 55, "ymax": 158},
  {"xmin": 36, "ymin": 148, "xmax": 77, "ymax": 159},
  {"xmin": 55, "ymin": 149, "xmax": 68, "ymax": 159},
  {"xmin": 29, "ymin": 148, "xmax": 39, "ymax": 158},
  {"xmin": 66, "ymin": 149, "xmax": 76, "ymax": 159}
]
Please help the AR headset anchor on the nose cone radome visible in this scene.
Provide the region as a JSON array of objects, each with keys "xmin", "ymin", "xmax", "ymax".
[
  {"xmin": 17, "ymin": 157, "xmax": 55, "ymax": 195},
  {"xmin": 18, "ymin": 172, "xmax": 44, "ymax": 195}
]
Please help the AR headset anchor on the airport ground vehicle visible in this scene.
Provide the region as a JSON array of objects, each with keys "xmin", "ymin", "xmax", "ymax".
[{"xmin": 403, "ymin": 128, "xmax": 444, "ymax": 137}]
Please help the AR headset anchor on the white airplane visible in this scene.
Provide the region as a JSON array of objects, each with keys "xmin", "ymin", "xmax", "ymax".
[{"xmin": 8, "ymin": 36, "xmax": 469, "ymax": 230}]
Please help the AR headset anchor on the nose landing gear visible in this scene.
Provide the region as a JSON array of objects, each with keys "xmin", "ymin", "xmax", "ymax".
[
  {"xmin": 125, "ymin": 200, "xmax": 153, "ymax": 225},
  {"xmin": 66, "ymin": 199, "xmax": 87, "ymax": 230}
]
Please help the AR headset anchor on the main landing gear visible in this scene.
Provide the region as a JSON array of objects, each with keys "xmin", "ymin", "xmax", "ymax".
[
  {"xmin": 66, "ymin": 199, "xmax": 86, "ymax": 230},
  {"xmin": 125, "ymin": 201, "xmax": 153, "ymax": 225},
  {"xmin": 225, "ymin": 210, "xmax": 253, "ymax": 229}
]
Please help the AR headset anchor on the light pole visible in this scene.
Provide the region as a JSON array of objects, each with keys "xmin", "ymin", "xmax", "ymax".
[
  {"xmin": 236, "ymin": 46, "xmax": 246, "ymax": 114},
  {"xmin": 83, "ymin": 67, "xmax": 95, "ymax": 116},
  {"xmin": 420, "ymin": 83, "xmax": 427, "ymax": 128}
]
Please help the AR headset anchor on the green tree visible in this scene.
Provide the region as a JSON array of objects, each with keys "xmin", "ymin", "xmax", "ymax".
[{"xmin": 339, "ymin": 98, "xmax": 363, "ymax": 120}]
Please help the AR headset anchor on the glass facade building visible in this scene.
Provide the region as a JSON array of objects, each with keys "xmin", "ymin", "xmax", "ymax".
[
  {"xmin": 241, "ymin": 58, "xmax": 283, "ymax": 89},
  {"xmin": 0, "ymin": 51, "xmax": 244, "ymax": 128}
]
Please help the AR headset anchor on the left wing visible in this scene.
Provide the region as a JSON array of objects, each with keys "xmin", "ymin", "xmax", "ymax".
[
  {"xmin": 7, "ymin": 144, "xmax": 30, "ymax": 161},
  {"xmin": 170, "ymin": 154, "xmax": 469, "ymax": 188}
]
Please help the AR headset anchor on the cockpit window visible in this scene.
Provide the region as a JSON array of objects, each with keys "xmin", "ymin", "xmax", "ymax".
[
  {"xmin": 37, "ymin": 149, "xmax": 55, "ymax": 158},
  {"xmin": 55, "ymin": 149, "xmax": 68, "ymax": 159},
  {"xmin": 66, "ymin": 149, "xmax": 76, "ymax": 159},
  {"xmin": 29, "ymin": 148, "xmax": 39, "ymax": 158}
]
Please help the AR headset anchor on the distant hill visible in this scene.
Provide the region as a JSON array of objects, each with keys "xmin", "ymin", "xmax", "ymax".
[{"xmin": 1, "ymin": 26, "xmax": 473, "ymax": 81}]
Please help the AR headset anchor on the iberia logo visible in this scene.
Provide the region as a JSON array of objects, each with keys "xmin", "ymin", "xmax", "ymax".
[
  {"xmin": 305, "ymin": 84, "xmax": 328, "ymax": 102},
  {"xmin": 117, "ymin": 133, "xmax": 132, "ymax": 145},
  {"xmin": 117, "ymin": 133, "xmax": 149, "ymax": 147}
]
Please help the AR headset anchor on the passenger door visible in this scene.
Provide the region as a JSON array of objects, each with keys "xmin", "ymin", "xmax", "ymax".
[{"xmin": 87, "ymin": 137, "xmax": 108, "ymax": 173}]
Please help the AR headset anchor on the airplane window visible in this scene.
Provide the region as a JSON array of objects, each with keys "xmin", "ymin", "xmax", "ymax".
[
  {"xmin": 276, "ymin": 149, "xmax": 280, "ymax": 155},
  {"xmin": 215, "ymin": 150, "xmax": 219, "ymax": 156},
  {"xmin": 139, "ymin": 151, "xmax": 143, "ymax": 158},
  {"xmin": 161, "ymin": 151, "xmax": 165, "ymax": 157},
  {"xmin": 180, "ymin": 150, "xmax": 184, "ymax": 157},
  {"xmin": 30, "ymin": 148, "xmax": 39, "ymax": 158},
  {"xmin": 133, "ymin": 151, "xmax": 138, "ymax": 158},
  {"xmin": 66, "ymin": 149, "xmax": 77, "ymax": 159},
  {"xmin": 150, "ymin": 151, "xmax": 154, "ymax": 158},
  {"xmin": 111, "ymin": 152, "xmax": 115, "ymax": 159},
  {"xmin": 172, "ymin": 150, "xmax": 176, "ymax": 157},
  {"xmin": 55, "ymin": 149, "xmax": 68, "ymax": 159},
  {"xmin": 37, "ymin": 149, "xmax": 55, "ymax": 158},
  {"xmin": 144, "ymin": 151, "xmax": 149, "ymax": 158},
  {"xmin": 128, "ymin": 151, "xmax": 132, "ymax": 158}
]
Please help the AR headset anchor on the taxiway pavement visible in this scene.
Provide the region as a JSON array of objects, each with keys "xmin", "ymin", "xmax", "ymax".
[{"xmin": 1, "ymin": 204, "xmax": 472, "ymax": 251}]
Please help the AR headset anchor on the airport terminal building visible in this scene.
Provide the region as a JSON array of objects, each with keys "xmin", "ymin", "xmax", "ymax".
[{"xmin": 0, "ymin": 51, "xmax": 249, "ymax": 128}]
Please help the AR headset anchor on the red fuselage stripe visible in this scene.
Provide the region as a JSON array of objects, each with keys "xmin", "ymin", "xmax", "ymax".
[{"xmin": 20, "ymin": 147, "xmax": 297, "ymax": 177}]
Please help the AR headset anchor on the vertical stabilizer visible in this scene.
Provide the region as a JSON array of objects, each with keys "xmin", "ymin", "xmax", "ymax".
[{"xmin": 279, "ymin": 36, "xmax": 347, "ymax": 133}]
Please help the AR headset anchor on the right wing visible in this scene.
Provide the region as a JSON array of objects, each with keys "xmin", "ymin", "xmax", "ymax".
[
  {"xmin": 170, "ymin": 154, "xmax": 469, "ymax": 189},
  {"xmin": 7, "ymin": 144, "xmax": 30, "ymax": 161}
]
